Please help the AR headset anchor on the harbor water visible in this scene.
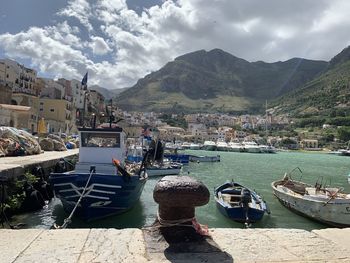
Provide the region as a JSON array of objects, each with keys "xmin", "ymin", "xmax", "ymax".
[{"xmin": 12, "ymin": 151, "xmax": 350, "ymax": 230}]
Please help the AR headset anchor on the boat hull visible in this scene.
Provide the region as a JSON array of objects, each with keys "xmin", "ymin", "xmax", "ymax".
[
  {"xmin": 164, "ymin": 154, "xmax": 190, "ymax": 164},
  {"xmin": 272, "ymin": 180, "xmax": 350, "ymax": 227},
  {"xmin": 189, "ymin": 155, "xmax": 220, "ymax": 162},
  {"xmin": 146, "ymin": 167, "xmax": 181, "ymax": 177},
  {"xmin": 203, "ymin": 145, "xmax": 217, "ymax": 151},
  {"xmin": 50, "ymin": 172, "xmax": 147, "ymax": 221},
  {"xmin": 215, "ymin": 200, "xmax": 265, "ymax": 222},
  {"xmin": 214, "ymin": 182, "xmax": 268, "ymax": 223}
]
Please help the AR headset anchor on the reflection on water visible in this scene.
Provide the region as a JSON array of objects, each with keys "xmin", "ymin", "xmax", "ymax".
[{"xmin": 11, "ymin": 151, "xmax": 350, "ymax": 230}]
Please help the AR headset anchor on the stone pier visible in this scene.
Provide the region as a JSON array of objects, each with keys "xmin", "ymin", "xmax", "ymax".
[
  {"xmin": 1, "ymin": 228, "xmax": 350, "ymax": 262},
  {"xmin": 0, "ymin": 149, "xmax": 79, "ymax": 180}
]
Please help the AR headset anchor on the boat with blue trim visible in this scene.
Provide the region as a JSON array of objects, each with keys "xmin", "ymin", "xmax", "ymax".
[
  {"xmin": 49, "ymin": 126, "xmax": 148, "ymax": 221},
  {"xmin": 214, "ymin": 181, "xmax": 269, "ymax": 225}
]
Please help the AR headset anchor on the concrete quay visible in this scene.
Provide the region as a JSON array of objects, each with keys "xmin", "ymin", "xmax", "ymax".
[
  {"xmin": 0, "ymin": 149, "xmax": 79, "ymax": 179},
  {"xmin": 1, "ymin": 228, "xmax": 350, "ymax": 263}
]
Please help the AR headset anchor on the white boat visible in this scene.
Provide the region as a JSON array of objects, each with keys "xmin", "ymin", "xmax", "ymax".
[
  {"xmin": 203, "ymin": 141, "xmax": 217, "ymax": 151},
  {"xmin": 216, "ymin": 141, "xmax": 229, "ymax": 151},
  {"xmin": 259, "ymin": 144, "xmax": 277, "ymax": 153},
  {"xmin": 242, "ymin": 141, "xmax": 261, "ymax": 153},
  {"xmin": 189, "ymin": 155, "xmax": 220, "ymax": 162},
  {"xmin": 338, "ymin": 149, "xmax": 350, "ymax": 156},
  {"xmin": 227, "ymin": 142, "xmax": 244, "ymax": 152},
  {"xmin": 272, "ymin": 172, "xmax": 350, "ymax": 227},
  {"xmin": 182, "ymin": 142, "xmax": 191, "ymax": 149},
  {"xmin": 146, "ymin": 162, "xmax": 182, "ymax": 177},
  {"xmin": 189, "ymin": 143, "xmax": 201, "ymax": 150},
  {"xmin": 165, "ymin": 142, "xmax": 184, "ymax": 150}
]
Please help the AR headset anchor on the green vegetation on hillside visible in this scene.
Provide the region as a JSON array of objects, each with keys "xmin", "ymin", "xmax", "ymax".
[{"xmin": 116, "ymin": 48, "xmax": 327, "ymax": 113}]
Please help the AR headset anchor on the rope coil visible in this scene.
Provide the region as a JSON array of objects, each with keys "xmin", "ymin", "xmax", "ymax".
[{"xmin": 156, "ymin": 212, "xmax": 209, "ymax": 236}]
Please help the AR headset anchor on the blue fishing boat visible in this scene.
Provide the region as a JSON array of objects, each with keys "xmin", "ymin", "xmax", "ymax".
[
  {"xmin": 214, "ymin": 181, "xmax": 269, "ymax": 224},
  {"xmin": 163, "ymin": 153, "xmax": 190, "ymax": 164},
  {"xmin": 50, "ymin": 126, "xmax": 148, "ymax": 221}
]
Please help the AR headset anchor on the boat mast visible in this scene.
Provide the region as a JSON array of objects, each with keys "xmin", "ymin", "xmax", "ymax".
[{"xmin": 265, "ymin": 100, "xmax": 268, "ymax": 141}]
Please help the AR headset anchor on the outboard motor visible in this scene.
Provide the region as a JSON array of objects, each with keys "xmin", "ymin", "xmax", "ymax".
[
  {"xmin": 241, "ymin": 188, "xmax": 251, "ymax": 208},
  {"xmin": 241, "ymin": 188, "xmax": 252, "ymax": 228}
]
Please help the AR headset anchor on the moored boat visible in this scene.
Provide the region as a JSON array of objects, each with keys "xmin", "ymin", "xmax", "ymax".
[
  {"xmin": 146, "ymin": 162, "xmax": 182, "ymax": 177},
  {"xmin": 242, "ymin": 141, "xmax": 261, "ymax": 153},
  {"xmin": 214, "ymin": 181, "xmax": 269, "ymax": 225},
  {"xmin": 163, "ymin": 153, "xmax": 190, "ymax": 164},
  {"xmin": 203, "ymin": 140, "xmax": 217, "ymax": 151},
  {"xmin": 189, "ymin": 155, "xmax": 220, "ymax": 162},
  {"xmin": 259, "ymin": 144, "xmax": 277, "ymax": 153},
  {"xmin": 272, "ymin": 171, "xmax": 350, "ymax": 227},
  {"xmin": 50, "ymin": 126, "xmax": 148, "ymax": 221},
  {"xmin": 216, "ymin": 141, "xmax": 229, "ymax": 151}
]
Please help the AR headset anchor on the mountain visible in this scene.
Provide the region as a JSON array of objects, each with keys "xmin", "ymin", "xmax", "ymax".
[
  {"xmin": 271, "ymin": 46, "xmax": 350, "ymax": 117},
  {"xmin": 90, "ymin": 85, "xmax": 129, "ymax": 100},
  {"xmin": 116, "ymin": 48, "xmax": 328, "ymax": 113}
]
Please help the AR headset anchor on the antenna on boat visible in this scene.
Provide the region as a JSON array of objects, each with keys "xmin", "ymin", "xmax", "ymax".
[
  {"xmin": 265, "ymin": 100, "xmax": 268, "ymax": 139},
  {"xmin": 108, "ymin": 99, "xmax": 114, "ymax": 128}
]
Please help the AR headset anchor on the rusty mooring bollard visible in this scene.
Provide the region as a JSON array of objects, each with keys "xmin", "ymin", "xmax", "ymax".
[{"xmin": 153, "ymin": 176, "xmax": 210, "ymax": 241}]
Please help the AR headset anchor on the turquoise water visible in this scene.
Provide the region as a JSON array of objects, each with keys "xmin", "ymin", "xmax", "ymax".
[{"xmin": 13, "ymin": 151, "xmax": 350, "ymax": 230}]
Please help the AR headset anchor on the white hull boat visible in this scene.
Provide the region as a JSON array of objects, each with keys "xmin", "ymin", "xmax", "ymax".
[
  {"xmin": 203, "ymin": 141, "xmax": 217, "ymax": 151},
  {"xmin": 189, "ymin": 155, "xmax": 220, "ymax": 162},
  {"xmin": 146, "ymin": 164, "xmax": 182, "ymax": 177},
  {"xmin": 272, "ymin": 173, "xmax": 350, "ymax": 227},
  {"xmin": 216, "ymin": 141, "xmax": 229, "ymax": 152},
  {"xmin": 228, "ymin": 142, "xmax": 244, "ymax": 152},
  {"xmin": 243, "ymin": 141, "xmax": 261, "ymax": 153}
]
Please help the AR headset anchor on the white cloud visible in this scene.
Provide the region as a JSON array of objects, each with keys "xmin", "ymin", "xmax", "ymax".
[
  {"xmin": 57, "ymin": 0, "xmax": 93, "ymax": 31},
  {"xmin": 1, "ymin": 0, "xmax": 350, "ymax": 90},
  {"xmin": 89, "ymin": 36, "xmax": 112, "ymax": 55}
]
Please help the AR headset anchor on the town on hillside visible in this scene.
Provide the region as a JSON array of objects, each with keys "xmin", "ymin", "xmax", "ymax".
[{"xmin": 0, "ymin": 58, "xmax": 347, "ymax": 151}]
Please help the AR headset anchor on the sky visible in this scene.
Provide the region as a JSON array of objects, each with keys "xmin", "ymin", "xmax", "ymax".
[{"xmin": 1, "ymin": 0, "xmax": 350, "ymax": 90}]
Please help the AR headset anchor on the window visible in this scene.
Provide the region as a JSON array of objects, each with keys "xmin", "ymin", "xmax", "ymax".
[
  {"xmin": 50, "ymin": 109, "xmax": 54, "ymax": 112},
  {"xmin": 81, "ymin": 132, "xmax": 121, "ymax": 148}
]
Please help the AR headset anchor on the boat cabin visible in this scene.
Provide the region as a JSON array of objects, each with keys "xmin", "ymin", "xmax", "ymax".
[{"xmin": 78, "ymin": 127, "xmax": 126, "ymax": 164}]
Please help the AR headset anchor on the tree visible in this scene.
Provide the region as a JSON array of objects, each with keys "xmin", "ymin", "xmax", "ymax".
[{"xmin": 337, "ymin": 127, "xmax": 350, "ymax": 142}]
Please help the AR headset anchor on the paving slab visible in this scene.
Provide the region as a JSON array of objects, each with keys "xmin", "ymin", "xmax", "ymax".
[
  {"xmin": 211, "ymin": 228, "xmax": 350, "ymax": 262},
  {"xmin": 0, "ymin": 229, "xmax": 43, "ymax": 263},
  {"xmin": 14, "ymin": 229, "xmax": 90, "ymax": 263},
  {"xmin": 312, "ymin": 228, "xmax": 350, "ymax": 251},
  {"xmin": 78, "ymin": 228, "xmax": 148, "ymax": 263}
]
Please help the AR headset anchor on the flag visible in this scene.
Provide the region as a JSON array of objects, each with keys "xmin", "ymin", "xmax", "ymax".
[{"xmin": 81, "ymin": 72, "xmax": 88, "ymax": 86}]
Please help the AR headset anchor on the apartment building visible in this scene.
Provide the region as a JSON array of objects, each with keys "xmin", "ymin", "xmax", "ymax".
[
  {"xmin": 0, "ymin": 58, "xmax": 37, "ymax": 95},
  {"xmin": 39, "ymin": 98, "xmax": 73, "ymax": 133}
]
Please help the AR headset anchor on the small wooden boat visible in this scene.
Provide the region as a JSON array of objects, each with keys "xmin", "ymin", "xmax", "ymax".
[
  {"xmin": 189, "ymin": 155, "xmax": 220, "ymax": 162},
  {"xmin": 214, "ymin": 181, "xmax": 269, "ymax": 224},
  {"xmin": 272, "ymin": 170, "xmax": 350, "ymax": 227}
]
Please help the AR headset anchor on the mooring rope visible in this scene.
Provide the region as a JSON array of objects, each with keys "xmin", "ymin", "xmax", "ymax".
[
  {"xmin": 156, "ymin": 211, "xmax": 195, "ymax": 227},
  {"xmin": 150, "ymin": 211, "xmax": 209, "ymax": 236},
  {"xmin": 54, "ymin": 169, "xmax": 94, "ymax": 229}
]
